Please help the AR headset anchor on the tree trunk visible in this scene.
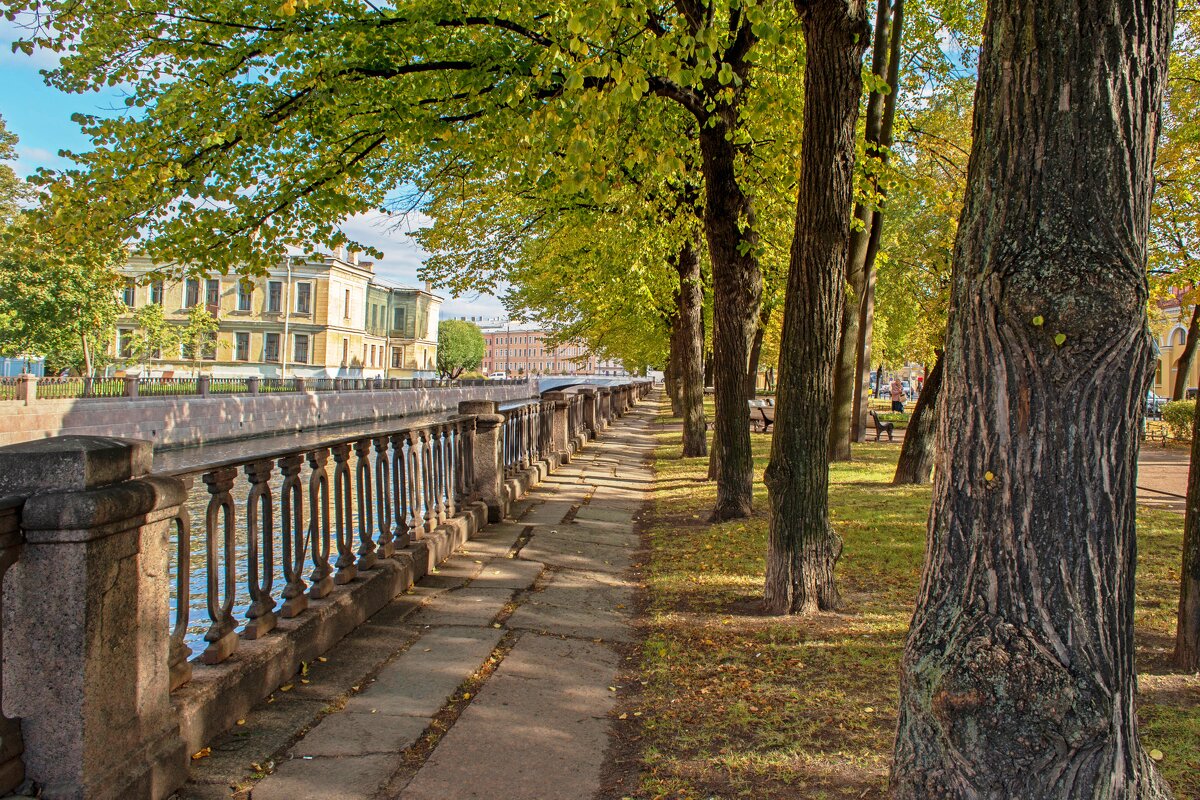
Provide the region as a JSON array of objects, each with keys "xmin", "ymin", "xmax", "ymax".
[
  {"xmin": 830, "ymin": 0, "xmax": 894, "ymax": 461},
  {"xmin": 892, "ymin": 0, "xmax": 1175, "ymax": 795},
  {"xmin": 762, "ymin": 0, "xmax": 867, "ymax": 615},
  {"xmin": 746, "ymin": 313, "xmax": 766, "ymax": 399},
  {"xmin": 665, "ymin": 308, "xmax": 683, "ymax": 416},
  {"xmin": 677, "ymin": 241, "xmax": 708, "ymax": 458},
  {"xmin": 892, "ymin": 348, "xmax": 943, "ymax": 485},
  {"xmin": 1176, "ymin": 395, "xmax": 1200, "ymax": 672},
  {"xmin": 80, "ymin": 332, "xmax": 93, "ymax": 377},
  {"xmin": 851, "ymin": 0, "xmax": 904, "ymax": 444},
  {"xmin": 700, "ymin": 120, "xmax": 763, "ymax": 520},
  {"xmin": 1171, "ymin": 302, "xmax": 1200, "ymax": 400}
]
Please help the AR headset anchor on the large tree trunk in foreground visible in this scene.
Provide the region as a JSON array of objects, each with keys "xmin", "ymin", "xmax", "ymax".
[
  {"xmin": 763, "ymin": 0, "xmax": 867, "ymax": 615},
  {"xmin": 1171, "ymin": 302, "xmax": 1200, "ymax": 400},
  {"xmin": 1174, "ymin": 397, "xmax": 1200, "ymax": 671},
  {"xmin": 892, "ymin": 0, "xmax": 1175, "ymax": 795},
  {"xmin": 892, "ymin": 348, "xmax": 943, "ymax": 485},
  {"xmin": 830, "ymin": 0, "xmax": 897, "ymax": 461},
  {"xmin": 701, "ymin": 121, "xmax": 762, "ymax": 519},
  {"xmin": 677, "ymin": 240, "xmax": 708, "ymax": 458}
]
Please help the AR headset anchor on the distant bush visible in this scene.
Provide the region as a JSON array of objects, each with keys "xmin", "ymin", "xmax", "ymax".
[{"xmin": 1162, "ymin": 400, "xmax": 1195, "ymax": 440}]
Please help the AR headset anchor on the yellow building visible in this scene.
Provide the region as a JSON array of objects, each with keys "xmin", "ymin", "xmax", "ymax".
[
  {"xmin": 1152, "ymin": 298, "xmax": 1199, "ymax": 398},
  {"xmin": 112, "ymin": 252, "xmax": 442, "ymax": 378}
]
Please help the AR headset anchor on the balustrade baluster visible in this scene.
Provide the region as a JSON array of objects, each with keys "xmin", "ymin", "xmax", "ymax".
[
  {"xmin": 447, "ymin": 421, "xmax": 461, "ymax": 517},
  {"xmin": 169, "ymin": 475, "xmax": 194, "ymax": 690},
  {"xmin": 419, "ymin": 428, "xmax": 436, "ymax": 533},
  {"xmin": 391, "ymin": 433, "xmax": 412, "ymax": 549},
  {"xmin": 353, "ymin": 439, "xmax": 378, "ymax": 570},
  {"xmin": 404, "ymin": 430, "xmax": 424, "ymax": 540},
  {"xmin": 201, "ymin": 467, "xmax": 239, "ymax": 664},
  {"xmin": 243, "ymin": 460, "xmax": 278, "ymax": 639},
  {"xmin": 374, "ymin": 436, "xmax": 395, "ymax": 558},
  {"xmin": 331, "ymin": 443, "xmax": 358, "ymax": 583},
  {"xmin": 307, "ymin": 448, "xmax": 334, "ymax": 598},
  {"xmin": 278, "ymin": 454, "xmax": 308, "ymax": 617},
  {"xmin": 436, "ymin": 425, "xmax": 450, "ymax": 524}
]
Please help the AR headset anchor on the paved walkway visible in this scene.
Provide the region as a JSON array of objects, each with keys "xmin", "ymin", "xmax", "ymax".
[
  {"xmin": 182, "ymin": 397, "xmax": 658, "ymax": 800},
  {"xmin": 1137, "ymin": 444, "xmax": 1190, "ymax": 512}
]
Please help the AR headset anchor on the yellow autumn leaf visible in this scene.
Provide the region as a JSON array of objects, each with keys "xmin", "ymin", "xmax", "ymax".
[
  {"xmin": 191, "ymin": 747, "xmax": 212, "ymax": 760},
  {"xmin": 1149, "ymin": 748, "xmax": 1164, "ymax": 761}
]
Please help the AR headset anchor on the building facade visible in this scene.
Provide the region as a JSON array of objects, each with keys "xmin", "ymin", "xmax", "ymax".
[
  {"xmin": 112, "ymin": 253, "xmax": 442, "ymax": 379},
  {"xmin": 474, "ymin": 322, "xmax": 630, "ymax": 377},
  {"xmin": 1153, "ymin": 298, "xmax": 1199, "ymax": 398}
]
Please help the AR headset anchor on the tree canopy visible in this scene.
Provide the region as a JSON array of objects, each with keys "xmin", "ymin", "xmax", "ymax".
[{"xmin": 436, "ymin": 319, "xmax": 486, "ymax": 379}]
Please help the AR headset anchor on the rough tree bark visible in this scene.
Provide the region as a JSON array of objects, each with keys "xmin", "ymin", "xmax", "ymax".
[
  {"xmin": 665, "ymin": 307, "xmax": 683, "ymax": 416},
  {"xmin": 829, "ymin": 0, "xmax": 897, "ymax": 461},
  {"xmin": 677, "ymin": 240, "xmax": 708, "ymax": 458},
  {"xmin": 892, "ymin": 0, "xmax": 1175, "ymax": 795},
  {"xmin": 1171, "ymin": 302, "xmax": 1200, "ymax": 400},
  {"xmin": 701, "ymin": 121, "xmax": 762, "ymax": 519},
  {"xmin": 763, "ymin": 0, "xmax": 868, "ymax": 615},
  {"xmin": 1175, "ymin": 396, "xmax": 1200, "ymax": 671},
  {"xmin": 892, "ymin": 348, "xmax": 943, "ymax": 485}
]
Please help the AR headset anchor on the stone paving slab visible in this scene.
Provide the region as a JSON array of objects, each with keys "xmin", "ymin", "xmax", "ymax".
[
  {"xmin": 396, "ymin": 634, "xmax": 622, "ymax": 800},
  {"xmin": 468, "ymin": 558, "xmax": 545, "ymax": 589},
  {"xmin": 342, "ymin": 627, "xmax": 504, "ymax": 718},
  {"xmin": 407, "ymin": 587, "xmax": 514, "ymax": 627},
  {"xmin": 252, "ymin": 754, "xmax": 397, "ymax": 800},
  {"xmin": 519, "ymin": 537, "xmax": 633, "ymax": 574},
  {"xmin": 291, "ymin": 712, "xmax": 428, "ymax": 758},
  {"xmin": 533, "ymin": 522, "xmax": 639, "ymax": 548},
  {"xmin": 572, "ymin": 504, "xmax": 637, "ymax": 524}
]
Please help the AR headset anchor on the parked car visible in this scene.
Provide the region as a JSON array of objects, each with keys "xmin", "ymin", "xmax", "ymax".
[
  {"xmin": 488, "ymin": 371, "xmax": 508, "ymax": 380},
  {"xmin": 1145, "ymin": 390, "xmax": 1168, "ymax": 418}
]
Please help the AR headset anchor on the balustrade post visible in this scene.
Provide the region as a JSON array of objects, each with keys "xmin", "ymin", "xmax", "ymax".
[
  {"xmin": 458, "ymin": 400, "xmax": 506, "ymax": 523},
  {"xmin": 306, "ymin": 448, "xmax": 335, "ymax": 598},
  {"xmin": 373, "ymin": 436, "xmax": 395, "ymax": 558},
  {"xmin": 0, "ymin": 436, "xmax": 189, "ymax": 799},
  {"xmin": 197, "ymin": 374, "xmax": 210, "ymax": 397},
  {"xmin": 278, "ymin": 454, "xmax": 309, "ymax": 618},
  {"xmin": 15, "ymin": 374, "xmax": 36, "ymax": 405},
  {"xmin": 599, "ymin": 387, "xmax": 612, "ymax": 429},
  {"xmin": 352, "ymin": 439, "xmax": 378, "ymax": 570},
  {"xmin": 0, "ymin": 499, "xmax": 23, "ymax": 793},
  {"xmin": 247, "ymin": 376, "xmax": 261, "ymax": 395},
  {"xmin": 330, "ymin": 443, "xmax": 358, "ymax": 584},
  {"xmin": 124, "ymin": 374, "xmax": 140, "ymax": 398},
  {"xmin": 543, "ymin": 391, "xmax": 572, "ymax": 464},
  {"xmin": 242, "ymin": 460, "xmax": 278, "ymax": 639},
  {"xmin": 580, "ymin": 387, "xmax": 599, "ymax": 439}
]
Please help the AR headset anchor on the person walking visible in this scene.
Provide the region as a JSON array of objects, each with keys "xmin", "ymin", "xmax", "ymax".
[{"xmin": 889, "ymin": 377, "xmax": 905, "ymax": 413}]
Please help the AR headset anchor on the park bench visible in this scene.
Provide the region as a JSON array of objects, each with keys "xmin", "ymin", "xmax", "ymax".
[{"xmin": 869, "ymin": 409, "xmax": 895, "ymax": 442}]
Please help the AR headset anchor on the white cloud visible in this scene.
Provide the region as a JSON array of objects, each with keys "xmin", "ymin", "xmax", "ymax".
[{"xmin": 337, "ymin": 210, "xmax": 508, "ymax": 320}]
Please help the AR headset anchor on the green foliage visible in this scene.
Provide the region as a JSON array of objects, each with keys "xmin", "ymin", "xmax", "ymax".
[
  {"xmin": 436, "ymin": 319, "xmax": 485, "ymax": 379},
  {"xmin": 0, "ymin": 216, "xmax": 124, "ymax": 374},
  {"xmin": 178, "ymin": 305, "xmax": 220, "ymax": 375},
  {"xmin": 0, "ymin": 116, "xmax": 28, "ymax": 224},
  {"xmin": 127, "ymin": 303, "xmax": 179, "ymax": 371},
  {"xmin": 1162, "ymin": 399, "xmax": 1195, "ymax": 440}
]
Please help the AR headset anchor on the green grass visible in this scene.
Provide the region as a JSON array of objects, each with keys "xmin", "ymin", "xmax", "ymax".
[{"xmin": 630, "ymin": 407, "xmax": 1200, "ymax": 799}]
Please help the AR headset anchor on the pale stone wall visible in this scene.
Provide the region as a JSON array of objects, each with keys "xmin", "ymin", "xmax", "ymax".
[{"xmin": 0, "ymin": 383, "xmax": 535, "ymax": 449}]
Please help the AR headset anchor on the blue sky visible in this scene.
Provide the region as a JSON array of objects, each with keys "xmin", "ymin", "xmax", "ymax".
[{"xmin": 0, "ymin": 19, "xmax": 506, "ymax": 319}]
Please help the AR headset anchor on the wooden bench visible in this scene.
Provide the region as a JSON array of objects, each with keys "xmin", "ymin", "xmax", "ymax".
[{"xmin": 869, "ymin": 410, "xmax": 894, "ymax": 442}]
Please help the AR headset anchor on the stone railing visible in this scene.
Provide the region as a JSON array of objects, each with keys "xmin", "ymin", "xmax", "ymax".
[
  {"xmin": 4, "ymin": 374, "xmax": 525, "ymax": 403},
  {"xmin": 0, "ymin": 379, "xmax": 650, "ymax": 799}
]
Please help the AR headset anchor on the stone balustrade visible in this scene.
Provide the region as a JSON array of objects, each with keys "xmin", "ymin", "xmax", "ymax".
[{"xmin": 0, "ymin": 379, "xmax": 650, "ymax": 799}]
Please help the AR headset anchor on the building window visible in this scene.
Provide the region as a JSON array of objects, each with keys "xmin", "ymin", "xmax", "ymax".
[
  {"xmin": 393, "ymin": 307, "xmax": 406, "ymax": 332},
  {"xmin": 201, "ymin": 333, "xmax": 217, "ymax": 361},
  {"xmin": 237, "ymin": 282, "xmax": 252, "ymax": 311},
  {"xmin": 117, "ymin": 328, "xmax": 133, "ymax": 358},
  {"xmin": 267, "ymin": 281, "xmax": 282, "ymax": 313},
  {"xmin": 122, "ymin": 279, "xmax": 136, "ymax": 308},
  {"xmin": 150, "ymin": 280, "xmax": 163, "ymax": 305},
  {"xmin": 344, "ymin": 289, "xmax": 351, "ymax": 320},
  {"xmin": 1173, "ymin": 327, "xmax": 1187, "ymax": 347},
  {"xmin": 205, "ymin": 278, "xmax": 220, "ymax": 307},
  {"xmin": 184, "ymin": 279, "xmax": 200, "ymax": 308},
  {"xmin": 264, "ymin": 333, "xmax": 281, "ymax": 362},
  {"xmin": 294, "ymin": 334, "xmax": 309, "ymax": 365},
  {"xmin": 371, "ymin": 306, "xmax": 378, "ymax": 330},
  {"xmin": 391, "ymin": 347, "xmax": 402, "ymax": 368},
  {"xmin": 235, "ymin": 332, "xmax": 250, "ymax": 361},
  {"xmin": 342, "ymin": 338, "xmax": 349, "ymax": 365},
  {"xmin": 370, "ymin": 344, "xmax": 377, "ymax": 366},
  {"xmin": 295, "ymin": 282, "xmax": 311, "ymax": 314}
]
